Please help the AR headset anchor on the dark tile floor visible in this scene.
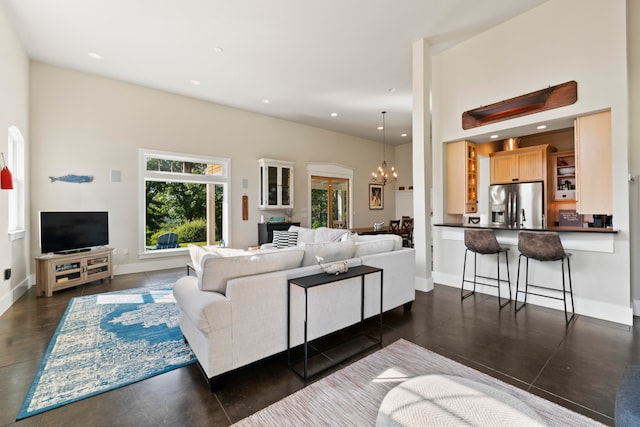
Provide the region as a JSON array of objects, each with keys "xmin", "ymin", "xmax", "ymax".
[{"xmin": 1, "ymin": 268, "xmax": 637, "ymax": 426}]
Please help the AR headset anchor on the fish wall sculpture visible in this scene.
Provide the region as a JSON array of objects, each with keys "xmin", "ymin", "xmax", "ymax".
[{"xmin": 49, "ymin": 175, "xmax": 93, "ymax": 183}]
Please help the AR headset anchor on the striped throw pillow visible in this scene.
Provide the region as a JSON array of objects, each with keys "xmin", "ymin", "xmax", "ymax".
[{"xmin": 273, "ymin": 230, "xmax": 298, "ymax": 248}]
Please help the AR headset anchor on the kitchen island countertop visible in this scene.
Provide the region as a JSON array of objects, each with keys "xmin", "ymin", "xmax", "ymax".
[{"xmin": 434, "ymin": 222, "xmax": 618, "ymax": 234}]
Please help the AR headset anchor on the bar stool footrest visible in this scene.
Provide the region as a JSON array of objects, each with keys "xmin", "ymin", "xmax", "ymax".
[{"xmin": 461, "ymin": 277, "xmax": 511, "ymax": 308}]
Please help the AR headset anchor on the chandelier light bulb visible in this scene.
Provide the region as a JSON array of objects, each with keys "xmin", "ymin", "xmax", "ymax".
[{"xmin": 371, "ymin": 111, "xmax": 397, "ymax": 186}]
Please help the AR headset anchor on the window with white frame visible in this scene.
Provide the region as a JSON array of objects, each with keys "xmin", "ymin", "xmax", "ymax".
[
  {"xmin": 8, "ymin": 126, "xmax": 25, "ymax": 240},
  {"xmin": 139, "ymin": 149, "xmax": 230, "ymax": 254}
]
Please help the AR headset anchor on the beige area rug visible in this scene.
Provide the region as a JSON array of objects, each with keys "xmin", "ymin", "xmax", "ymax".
[{"xmin": 233, "ymin": 339, "xmax": 605, "ymax": 427}]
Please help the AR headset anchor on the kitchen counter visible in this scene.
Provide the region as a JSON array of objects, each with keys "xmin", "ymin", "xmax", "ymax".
[
  {"xmin": 432, "ymin": 221, "xmax": 631, "ymax": 325},
  {"xmin": 434, "ymin": 223, "xmax": 618, "ymax": 234}
]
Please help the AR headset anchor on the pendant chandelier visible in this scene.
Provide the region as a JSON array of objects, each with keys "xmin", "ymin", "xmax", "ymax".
[{"xmin": 371, "ymin": 111, "xmax": 397, "ymax": 186}]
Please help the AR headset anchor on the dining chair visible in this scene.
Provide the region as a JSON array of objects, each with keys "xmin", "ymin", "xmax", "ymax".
[
  {"xmin": 332, "ymin": 220, "xmax": 346, "ymax": 229},
  {"xmin": 400, "ymin": 217, "xmax": 414, "ymax": 247}
]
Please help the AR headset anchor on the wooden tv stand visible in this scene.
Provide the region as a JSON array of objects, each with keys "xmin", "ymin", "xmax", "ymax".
[{"xmin": 35, "ymin": 247, "xmax": 114, "ymax": 297}]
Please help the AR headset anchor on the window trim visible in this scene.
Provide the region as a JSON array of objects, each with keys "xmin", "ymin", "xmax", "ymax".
[
  {"xmin": 307, "ymin": 163, "xmax": 354, "ymax": 229},
  {"xmin": 8, "ymin": 126, "xmax": 25, "ymax": 241},
  {"xmin": 138, "ymin": 149, "xmax": 231, "ymax": 258}
]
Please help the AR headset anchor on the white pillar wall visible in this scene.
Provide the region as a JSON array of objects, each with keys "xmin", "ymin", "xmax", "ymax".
[{"xmin": 412, "ymin": 39, "xmax": 433, "ymax": 292}]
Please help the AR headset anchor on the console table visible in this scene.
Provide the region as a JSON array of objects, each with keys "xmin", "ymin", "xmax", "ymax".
[{"xmin": 287, "ymin": 264, "xmax": 383, "ymax": 380}]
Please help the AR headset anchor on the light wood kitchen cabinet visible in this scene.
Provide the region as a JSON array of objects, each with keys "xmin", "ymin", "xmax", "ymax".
[
  {"xmin": 489, "ymin": 144, "xmax": 551, "ymax": 184},
  {"xmin": 446, "ymin": 140, "xmax": 477, "ymax": 214},
  {"xmin": 574, "ymin": 111, "xmax": 612, "ymax": 214}
]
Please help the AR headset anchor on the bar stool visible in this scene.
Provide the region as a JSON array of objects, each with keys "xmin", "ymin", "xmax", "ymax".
[
  {"xmin": 515, "ymin": 231, "xmax": 575, "ymax": 323},
  {"xmin": 461, "ymin": 229, "xmax": 511, "ymax": 308}
]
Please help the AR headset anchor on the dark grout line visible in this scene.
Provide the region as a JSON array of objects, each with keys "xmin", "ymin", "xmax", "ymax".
[
  {"xmin": 526, "ymin": 313, "xmax": 579, "ymax": 393},
  {"xmin": 214, "ymin": 392, "xmax": 233, "ymax": 425},
  {"xmin": 528, "ymin": 384, "xmax": 615, "ymax": 425}
]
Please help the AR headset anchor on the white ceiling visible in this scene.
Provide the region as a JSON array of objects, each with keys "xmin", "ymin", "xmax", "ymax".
[{"xmin": 4, "ymin": 0, "xmax": 547, "ymax": 145}]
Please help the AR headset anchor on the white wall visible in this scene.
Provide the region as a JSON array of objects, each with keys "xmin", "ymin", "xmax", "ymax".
[
  {"xmin": 394, "ymin": 143, "xmax": 413, "ymax": 189},
  {"xmin": 29, "ymin": 63, "xmax": 399, "ymax": 274},
  {"xmin": 430, "ymin": 0, "xmax": 632, "ymax": 323},
  {"xmin": 627, "ymin": 0, "xmax": 640, "ymax": 313},
  {"xmin": 0, "ymin": 3, "xmax": 30, "ymax": 315}
]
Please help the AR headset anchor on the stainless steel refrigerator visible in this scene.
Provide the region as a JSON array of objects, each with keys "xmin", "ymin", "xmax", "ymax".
[{"xmin": 489, "ymin": 181, "xmax": 544, "ymax": 228}]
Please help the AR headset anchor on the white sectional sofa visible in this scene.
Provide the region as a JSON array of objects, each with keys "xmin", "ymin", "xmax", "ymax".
[{"xmin": 172, "ymin": 226, "xmax": 416, "ymax": 388}]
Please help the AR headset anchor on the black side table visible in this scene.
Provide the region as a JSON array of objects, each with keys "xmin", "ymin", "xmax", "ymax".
[
  {"xmin": 258, "ymin": 222, "xmax": 300, "ymax": 245},
  {"xmin": 287, "ymin": 264, "xmax": 383, "ymax": 380}
]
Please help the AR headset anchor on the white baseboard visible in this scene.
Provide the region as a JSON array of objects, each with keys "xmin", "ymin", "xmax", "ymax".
[
  {"xmin": 113, "ymin": 257, "xmax": 189, "ymax": 276},
  {"xmin": 433, "ymin": 271, "xmax": 634, "ymax": 326},
  {"xmin": 0, "ymin": 259, "xmax": 188, "ymax": 316},
  {"xmin": 0, "ymin": 276, "xmax": 32, "ymax": 317},
  {"xmin": 415, "ymin": 276, "xmax": 433, "ymax": 292}
]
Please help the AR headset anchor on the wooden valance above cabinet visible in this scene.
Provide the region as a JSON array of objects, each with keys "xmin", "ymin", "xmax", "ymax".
[{"xmin": 462, "ymin": 81, "xmax": 577, "ymax": 130}]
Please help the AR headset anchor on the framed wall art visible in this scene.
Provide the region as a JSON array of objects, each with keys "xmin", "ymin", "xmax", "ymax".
[{"xmin": 369, "ymin": 184, "xmax": 383, "ymax": 210}]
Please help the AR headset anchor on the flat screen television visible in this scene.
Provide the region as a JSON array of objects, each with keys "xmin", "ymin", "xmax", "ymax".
[{"xmin": 40, "ymin": 211, "xmax": 109, "ymax": 254}]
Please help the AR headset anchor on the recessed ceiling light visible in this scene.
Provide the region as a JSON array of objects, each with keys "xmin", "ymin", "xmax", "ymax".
[
  {"xmin": 490, "ymin": 135, "xmax": 499, "ymax": 139},
  {"xmin": 262, "ymin": 99, "xmax": 271, "ymax": 104},
  {"xmin": 387, "ymin": 88, "xmax": 396, "ymax": 93},
  {"xmin": 88, "ymin": 52, "xmax": 102, "ymax": 60},
  {"xmin": 330, "ymin": 112, "xmax": 338, "ymax": 117},
  {"xmin": 401, "ymin": 133, "xmax": 407, "ymax": 137},
  {"xmin": 191, "ymin": 80, "xmax": 201, "ymax": 86},
  {"xmin": 537, "ymin": 125, "xmax": 547, "ymax": 130},
  {"xmin": 213, "ymin": 46, "xmax": 224, "ymax": 53},
  {"xmin": 377, "ymin": 126, "xmax": 384, "ymax": 130}
]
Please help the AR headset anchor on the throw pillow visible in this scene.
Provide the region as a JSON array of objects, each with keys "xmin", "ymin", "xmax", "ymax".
[
  {"xmin": 273, "ymin": 230, "xmax": 298, "ymax": 248},
  {"xmin": 289, "ymin": 225, "xmax": 315, "ymax": 244}
]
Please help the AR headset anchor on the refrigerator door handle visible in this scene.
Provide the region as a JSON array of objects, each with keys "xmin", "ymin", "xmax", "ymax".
[
  {"xmin": 508, "ymin": 191, "xmax": 513, "ymax": 226},
  {"xmin": 512, "ymin": 191, "xmax": 518, "ymax": 227},
  {"xmin": 515, "ymin": 191, "xmax": 520, "ymax": 227},
  {"xmin": 507, "ymin": 191, "xmax": 511, "ymax": 227}
]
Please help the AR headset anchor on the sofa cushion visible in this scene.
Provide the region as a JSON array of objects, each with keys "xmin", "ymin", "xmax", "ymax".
[
  {"xmin": 173, "ymin": 275, "xmax": 231, "ymax": 334},
  {"xmin": 357, "ymin": 234, "xmax": 403, "ymax": 250},
  {"xmin": 301, "ymin": 240, "xmax": 355, "ymax": 266},
  {"xmin": 273, "ymin": 230, "xmax": 298, "ymax": 248},
  {"xmin": 194, "ymin": 246, "xmax": 304, "ymax": 293},
  {"xmin": 354, "ymin": 236, "xmax": 396, "ymax": 257},
  {"xmin": 288, "ymin": 225, "xmax": 316, "ymax": 245},
  {"xmin": 188, "ymin": 244, "xmax": 208, "ymax": 270},
  {"xmin": 313, "ymin": 226, "xmax": 349, "ymax": 243}
]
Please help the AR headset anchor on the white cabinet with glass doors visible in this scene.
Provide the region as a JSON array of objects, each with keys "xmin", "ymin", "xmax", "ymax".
[{"xmin": 258, "ymin": 158, "xmax": 294, "ymax": 209}]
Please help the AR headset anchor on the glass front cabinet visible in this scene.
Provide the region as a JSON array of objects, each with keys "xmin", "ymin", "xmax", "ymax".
[{"xmin": 258, "ymin": 158, "xmax": 294, "ymax": 209}]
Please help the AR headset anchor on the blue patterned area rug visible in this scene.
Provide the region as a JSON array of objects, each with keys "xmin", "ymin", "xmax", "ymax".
[{"xmin": 17, "ymin": 285, "xmax": 196, "ymax": 420}]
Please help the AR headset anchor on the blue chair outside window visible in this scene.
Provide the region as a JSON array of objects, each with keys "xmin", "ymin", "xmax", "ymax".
[{"xmin": 155, "ymin": 232, "xmax": 180, "ymax": 249}]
